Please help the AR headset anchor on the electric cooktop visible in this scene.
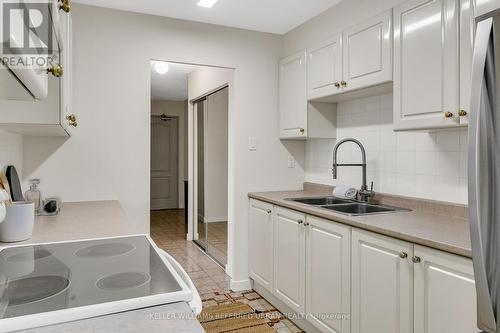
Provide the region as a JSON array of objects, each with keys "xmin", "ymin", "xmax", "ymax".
[{"xmin": 0, "ymin": 235, "xmax": 194, "ymax": 332}]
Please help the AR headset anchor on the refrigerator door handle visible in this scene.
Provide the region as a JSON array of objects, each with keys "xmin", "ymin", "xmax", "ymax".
[{"xmin": 469, "ymin": 16, "xmax": 498, "ymax": 333}]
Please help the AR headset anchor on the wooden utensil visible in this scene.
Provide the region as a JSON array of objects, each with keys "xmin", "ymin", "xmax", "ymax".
[{"xmin": 0, "ymin": 172, "xmax": 13, "ymax": 206}]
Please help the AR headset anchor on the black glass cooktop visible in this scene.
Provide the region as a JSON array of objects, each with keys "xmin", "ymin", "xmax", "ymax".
[{"xmin": 0, "ymin": 235, "xmax": 183, "ymax": 319}]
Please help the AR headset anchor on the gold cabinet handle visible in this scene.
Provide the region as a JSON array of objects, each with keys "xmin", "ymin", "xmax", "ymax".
[
  {"xmin": 59, "ymin": 0, "xmax": 70, "ymax": 13},
  {"xmin": 459, "ymin": 109, "xmax": 467, "ymax": 117},
  {"xmin": 399, "ymin": 251, "xmax": 408, "ymax": 259},
  {"xmin": 48, "ymin": 64, "xmax": 63, "ymax": 78},
  {"xmin": 298, "ymin": 219, "xmax": 304, "ymax": 225},
  {"xmin": 66, "ymin": 114, "xmax": 77, "ymax": 127},
  {"xmin": 304, "ymin": 221, "xmax": 310, "ymax": 227},
  {"xmin": 341, "ymin": 80, "xmax": 347, "ymax": 87},
  {"xmin": 299, "ymin": 128, "xmax": 305, "ymax": 134},
  {"xmin": 444, "ymin": 111, "xmax": 454, "ymax": 118},
  {"xmin": 334, "ymin": 82, "xmax": 340, "ymax": 88},
  {"xmin": 266, "ymin": 209, "xmax": 272, "ymax": 214},
  {"xmin": 412, "ymin": 256, "xmax": 421, "ymax": 263}
]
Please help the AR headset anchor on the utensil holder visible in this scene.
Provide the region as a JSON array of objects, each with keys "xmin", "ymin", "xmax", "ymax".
[{"xmin": 0, "ymin": 202, "xmax": 35, "ymax": 242}]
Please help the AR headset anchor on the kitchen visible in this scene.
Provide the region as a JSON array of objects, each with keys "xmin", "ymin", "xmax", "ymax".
[{"xmin": 0, "ymin": 0, "xmax": 496, "ymax": 332}]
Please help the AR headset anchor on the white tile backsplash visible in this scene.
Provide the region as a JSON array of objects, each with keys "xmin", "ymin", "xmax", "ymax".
[
  {"xmin": 305, "ymin": 93, "xmax": 468, "ymax": 204},
  {"xmin": 0, "ymin": 130, "xmax": 23, "ymax": 177}
]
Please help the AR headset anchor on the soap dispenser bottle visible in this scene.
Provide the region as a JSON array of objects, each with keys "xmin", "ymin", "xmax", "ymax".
[{"xmin": 25, "ymin": 179, "xmax": 42, "ymax": 216}]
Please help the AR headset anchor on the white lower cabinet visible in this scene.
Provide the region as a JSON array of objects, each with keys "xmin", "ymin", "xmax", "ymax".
[
  {"xmin": 273, "ymin": 206, "xmax": 306, "ymax": 313},
  {"xmin": 248, "ymin": 199, "xmax": 274, "ymax": 292},
  {"xmin": 248, "ymin": 201, "xmax": 478, "ymax": 333},
  {"xmin": 413, "ymin": 245, "xmax": 479, "ymax": 333},
  {"xmin": 306, "ymin": 216, "xmax": 351, "ymax": 333},
  {"xmin": 351, "ymin": 229, "xmax": 413, "ymax": 333}
]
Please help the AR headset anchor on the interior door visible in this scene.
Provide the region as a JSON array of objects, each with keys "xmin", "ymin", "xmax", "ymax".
[
  {"xmin": 342, "ymin": 10, "xmax": 393, "ymax": 91},
  {"xmin": 151, "ymin": 116, "xmax": 179, "ymax": 210},
  {"xmin": 393, "ymin": 0, "xmax": 460, "ymax": 130},
  {"xmin": 351, "ymin": 229, "xmax": 413, "ymax": 333}
]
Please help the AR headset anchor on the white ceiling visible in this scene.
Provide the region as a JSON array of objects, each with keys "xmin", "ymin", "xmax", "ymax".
[
  {"xmin": 72, "ymin": 0, "xmax": 343, "ymax": 34},
  {"xmin": 151, "ymin": 62, "xmax": 200, "ymax": 101}
]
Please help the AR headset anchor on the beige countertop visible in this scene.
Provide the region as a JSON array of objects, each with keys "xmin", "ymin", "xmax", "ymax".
[
  {"xmin": 0, "ymin": 200, "xmax": 143, "ymax": 248},
  {"xmin": 249, "ymin": 190, "xmax": 472, "ymax": 258}
]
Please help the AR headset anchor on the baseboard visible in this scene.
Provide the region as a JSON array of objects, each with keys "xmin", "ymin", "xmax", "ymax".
[
  {"xmin": 203, "ymin": 216, "xmax": 228, "ymax": 223},
  {"xmin": 230, "ymin": 278, "xmax": 252, "ymax": 292},
  {"xmin": 252, "ymin": 281, "xmax": 322, "ymax": 333}
]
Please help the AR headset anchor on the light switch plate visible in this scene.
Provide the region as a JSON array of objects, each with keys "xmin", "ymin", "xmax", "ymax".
[{"xmin": 248, "ymin": 137, "xmax": 257, "ymax": 151}]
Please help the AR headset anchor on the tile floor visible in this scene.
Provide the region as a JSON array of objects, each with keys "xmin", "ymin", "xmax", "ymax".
[{"xmin": 150, "ymin": 209, "xmax": 304, "ymax": 333}]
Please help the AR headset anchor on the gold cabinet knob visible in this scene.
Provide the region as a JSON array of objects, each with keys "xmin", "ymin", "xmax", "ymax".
[
  {"xmin": 59, "ymin": 0, "xmax": 71, "ymax": 13},
  {"xmin": 304, "ymin": 222, "xmax": 310, "ymax": 227},
  {"xmin": 341, "ymin": 80, "xmax": 347, "ymax": 87},
  {"xmin": 334, "ymin": 82, "xmax": 340, "ymax": 88},
  {"xmin": 298, "ymin": 219, "xmax": 304, "ymax": 224},
  {"xmin": 444, "ymin": 111, "xmax": 454, "ymax": 118},
  {"xmin": 66, "ymin": 114, "xmax": 77, "ymax": 127},
  {"xmin": 299, "ymin": 128, "xmax": 305, "ymax": 134},
  {"xmin": 399, "ymin": 251, "xmax": 408, "ymax": 259},
  {"xmin": 48, "ymin": 64, "xmax": 63, "ymax": 78},
  {"xmin": 266, "ymin": 209, "xmax": 272, "ymax": 214},
  {"xmin": 412, "ymin": 256, "xmax": 421, "ymax": 263},
  {"xmin": 459, "ymin": 109, "xmax": 467, "ymax": 117}
]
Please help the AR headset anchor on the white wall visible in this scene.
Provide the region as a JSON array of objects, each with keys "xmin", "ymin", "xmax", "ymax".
[
  {"xmin": 306, "ymin": 94, "xmax": 468, "ymax": 204},
  {"xmin": 22, "ymin": 4, "xmax": 305, "ymax": 289},
  {"xmin": 0, "ymin": 131, "xmax": 23, "ymax": 178},
  {"xmin": 151, "ymin": 99, "xmax": 188, "ymax": 208}
]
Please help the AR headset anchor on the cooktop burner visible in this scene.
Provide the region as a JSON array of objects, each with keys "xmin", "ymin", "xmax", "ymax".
[
  {"xmin": 75, "ymin": 243, "xmax": 135, "ymax": 258},
  {"xmin": 96, "ymin": 272, "xmax": 151, "ymax": 291},
  {"xmin": 6, "ymin": 249, "xmax": 54, "ymax": 262},
  {"xmin": 1, "ymin": 276, "xmax": 70, "ymax": 306},
  {"xmin": 0, "ymin": 235, "xmax": 184, "ymax": 322}
]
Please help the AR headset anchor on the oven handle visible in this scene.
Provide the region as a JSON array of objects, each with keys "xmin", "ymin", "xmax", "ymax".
[{"xmin": 159, "ymin": 249, "xmax": 202, "ymax": 315}]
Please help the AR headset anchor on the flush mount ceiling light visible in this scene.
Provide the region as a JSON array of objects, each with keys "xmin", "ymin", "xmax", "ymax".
[
  {"xmin": 154, "ymin": 61, "xmax": 169, "ymax": 74},
  {"xmin": 197, "ymin": 0, "xmax": 218, "ymax": 8}
]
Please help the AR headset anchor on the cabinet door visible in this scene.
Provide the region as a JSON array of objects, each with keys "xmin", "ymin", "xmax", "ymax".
[
  {"xmin": 307, "ymin": 35, "xmax": 343, "ymax": 100},
  {"xmin": 459, "ymin": 0, "xmax": 474, "ymax": 126},
  {"xmin": 342, "ymin": 10, "xmax": 393, "ymax": 92},
  {"xmin": 60, "ymin": 13, "xmax": 74, "ymax": 134},
  {"xmin": 279, "ymin": 50, "xmax": 308, "ymax": 139},
  {"xmin": 394, "ymin": 0, "xmax": 460, "ymax": 130},
  {"xmin": 248, "ymin": 199, "xmax": 274, "ymax": 292},
  {"xmin": 306, "ymin": 216, "xmax": 350, "ymax": 333},
  {"xmin": 413, "ymin": 245, "xmax": 479, "ymax": 333},
  {"xmin": 352, "ymin": 229, "xmax": 413, "ymax": 333},
  {"xmin": 273, "ymin": 206, "xmax": 306, "ymax": 313}
]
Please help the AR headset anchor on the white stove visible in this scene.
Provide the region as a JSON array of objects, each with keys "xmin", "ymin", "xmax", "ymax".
[{"xmin": 0, "ymin": 235, "xmax": 201, "ymax": 332}]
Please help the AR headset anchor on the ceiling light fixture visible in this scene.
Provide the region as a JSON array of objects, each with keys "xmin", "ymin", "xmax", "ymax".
[
  {"xmin": 154, "ymin": 61, "xmax": 169, "ymax": 74},
  {"xmin": 197, "ymin": 0, "xmax": 218, "ymax": 8}
]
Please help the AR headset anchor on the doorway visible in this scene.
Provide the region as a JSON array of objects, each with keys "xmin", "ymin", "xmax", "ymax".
[
  {"xmin": 193, "ymin": 87, "xmax": 229, "ymax": 266},
  {"xmin": 151, "ymin": 115, "xmax": 179, "ymax": 210}
]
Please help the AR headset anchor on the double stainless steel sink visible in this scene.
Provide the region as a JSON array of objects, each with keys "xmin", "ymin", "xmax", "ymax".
[{"xmin": 286, "ymin": 196, "xmax": 410, "ymax": 216}]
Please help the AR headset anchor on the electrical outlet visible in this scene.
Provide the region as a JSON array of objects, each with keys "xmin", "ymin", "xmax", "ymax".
[{"xmin": 287, "ymin": 156, "xmax": 295, "ymax": 168}]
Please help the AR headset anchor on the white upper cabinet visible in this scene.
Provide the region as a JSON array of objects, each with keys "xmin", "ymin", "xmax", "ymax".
[
  {"xmin": 307, "ymin": 34, "xmax": 343, "ymax": 100},
  {"xmin": 413, "ymin": 245, "xmax": 479, "ymax": 333},
  {"xmin": 248, "ymin": 199, "xmax": 274, "ymax": 293},
  {"xmin": 342, "ymin": 10, "xmax": 393, "ymax": 92},
  {"xmin": 394, "ymin": 0, "xmax": 460, "ymax": 131},
  {"xmin": 273, "ymin": 206, "xmax": 306, "ymax": 313},
  {"xmin": 459, "ymin": 0, "xmax": 474, "ymax": 126},
  {"xmin": 279, "ymin": 50, "xmax": 308, "ymax": 139},
  {"xmin": 351, "ymin": 229, "xmax": 413, "ymax": 333}
]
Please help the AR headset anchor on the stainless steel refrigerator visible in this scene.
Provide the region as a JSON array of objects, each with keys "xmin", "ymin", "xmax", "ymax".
[{"xmin": 470, "ymin": 2, "xmax": 500, "ymax": 332}]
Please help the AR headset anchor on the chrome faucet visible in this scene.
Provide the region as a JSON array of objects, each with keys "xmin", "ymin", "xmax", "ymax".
[{"xmin": 332, "ymin": 138, "xmax": 374, "ymax": 202}]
